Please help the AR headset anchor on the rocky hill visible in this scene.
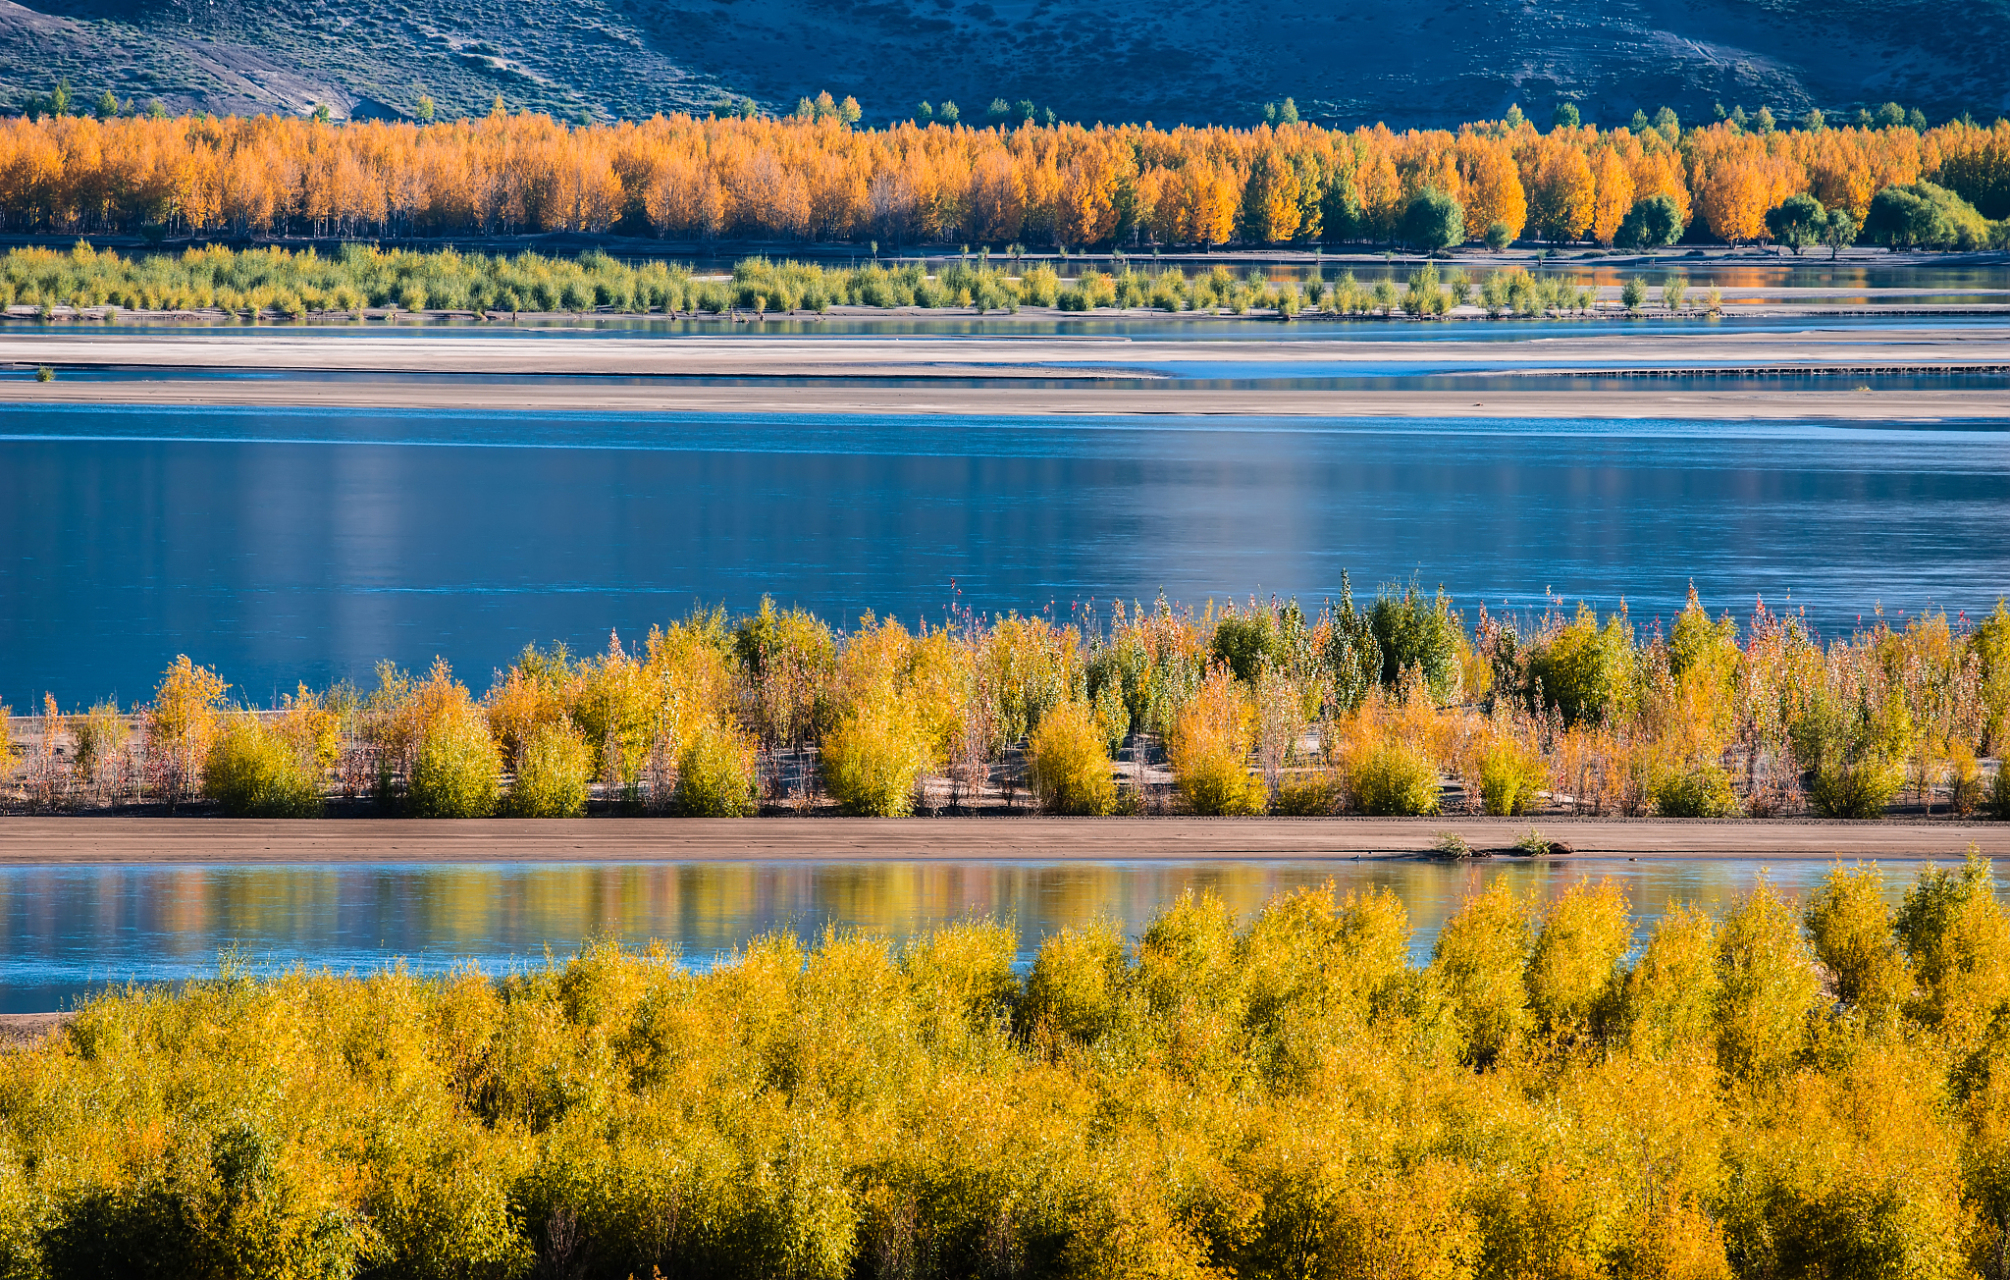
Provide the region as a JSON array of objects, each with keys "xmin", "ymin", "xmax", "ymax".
[{"xmin": 0, "ymin": 0, "xmax": 2004, "ymax": 129}]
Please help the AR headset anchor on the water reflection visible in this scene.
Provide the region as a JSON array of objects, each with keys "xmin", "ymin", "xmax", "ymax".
[{"xmin": 0, "ymin": 857, "xmax": 1968, "ymax": 1012}]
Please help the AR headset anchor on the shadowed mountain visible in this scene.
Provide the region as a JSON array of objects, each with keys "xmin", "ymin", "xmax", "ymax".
[{"xmin": 0, "ymin": 0, "xmax": 2004, "ymax": 127}]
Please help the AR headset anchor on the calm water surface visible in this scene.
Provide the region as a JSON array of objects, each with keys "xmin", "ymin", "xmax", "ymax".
[
  {"xmin": 0, "ymin": 856, "xmax": 1968, "ymax": 1012},
  {"xmin": 3, "ymin": 407, "xmax": 2008, "ymax": 706}
]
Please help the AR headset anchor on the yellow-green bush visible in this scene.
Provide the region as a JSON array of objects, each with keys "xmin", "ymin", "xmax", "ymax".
[
  {"xmin": 1478, "ymin": 738, "xmax": 1546, "ymax": 815},
  {"xmin": 1168, "ymin": 665, "xmax": 1266, "ymax": 815},
  {"xmin": 675, "ymin": 721, "xmax": 760, "ymax": 816},
  {"xmin": 1653, "ymin": 761, "xmax": 1741, "ymax": 817},
  {"xmin": 408, "ymin": 707, "xmax": 503, "ymax": 818},
  {"xmin": 503, "ymin": 721, "xmax": 591, "ymax": 817},
  {"xmin": 1348, "ymin": 740, "xmax": 1441, "ymax": 815},
  {"xmin": 820, "ymin": 705, "xmax": 930, "ymax": 816},
  {"xmin": 1270, "ymin": 771, "xmax": 1343, "ymax": 815},
  {"xmin": 0, "ymin": 867, "xmax": 2007, "ymax": 1277},
  {"xmin": 1028, "ymin": 701, "xmax": 1116, "ymax": 816},
  {"xmin": 202, "ymin": 713, "xmax": 322, "ymax": 817}
]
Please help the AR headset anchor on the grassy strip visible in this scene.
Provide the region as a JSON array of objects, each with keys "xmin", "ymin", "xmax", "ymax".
[
  {"xmin": 2, "ymin": 863, "xmax": 2008, "ymax": 1277},
  {"xmin": 0, "ymin": 244, "xmax": 1707, "ymax": 320}
]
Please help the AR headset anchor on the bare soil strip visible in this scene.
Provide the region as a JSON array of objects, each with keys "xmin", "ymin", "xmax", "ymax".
[{"xmin": 0, "ymin": 817, "xmax": 2003, "ymax": 863}]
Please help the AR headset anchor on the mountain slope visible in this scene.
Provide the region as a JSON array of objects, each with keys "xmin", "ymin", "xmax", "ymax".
[{"xmin": 0, "ymin": 0, "xmax": 2004, "ymax": 128}]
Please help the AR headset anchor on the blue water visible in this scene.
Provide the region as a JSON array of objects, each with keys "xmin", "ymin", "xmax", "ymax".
[
  {"xmin": 3, "ymin": 405, "xmax": 2008, "ymax": 707},
  {"xmin": 0, "ymin": 855, "xmax": 1961, "ymax": 1013}
]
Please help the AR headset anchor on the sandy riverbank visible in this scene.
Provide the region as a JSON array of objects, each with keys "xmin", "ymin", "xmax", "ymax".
[
  {"xmin": 5, "ymin": 326, "xmax": 2009, "ymax": 379},
  {"xmin": 2, "ymin": 324, "xmax": 2007, "ymax": 419},
  {"xmin": 5, "ymin": 378, "xmax": 2006, "ymax": 420},
  {"xmin": 0, "ymin": 816, "xmax": 2003, "ymax": 863}
]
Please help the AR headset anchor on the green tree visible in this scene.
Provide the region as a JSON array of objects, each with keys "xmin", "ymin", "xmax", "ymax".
[
  {"xmin": 1276, "ymin": 96, "xmax": 1299, "ymax": 124},
  {"xmin": 838, "ymin": 96, "xmax": 862, "ymax": 125},
  {"xmin": 914, "ymin": 101, "xmax": 933, "ymax": 123},
  {"xmin": 1400, "ymin": 189, "xmax": 1465, "ymax": 253},
  {"xmin": 937, "ymin": 100, "xmax": 959, "ymax": 124},
  {"xmin": 1801, "ymin": 107, "xmax": 1825, "ymax": 130},
  {"xmin": 1552, "ymin": 102, "xmax": 1580, "ymax": 130},
  {"xmin": 94, "ymin": 89, "xmax": 118, "ymax": 120},
  {"xmin": 415, "ymin": 94, "xmax": 435, "ymax": 123},
  {"xmin": 1484, "ymin": 220, "xmax": 1513, "ymax": 250},
  {"xmin": 986, "ymin": 98, "xmax": 1010, "ymax": 126},
  {"xmin": 1820, "ymin": 208, "xmax": 1858, "ymax": 258},
  {"xmin": 1614, "ymin": 194, "xmax": 1684, "ymax": 248},
  {"xmin": 1764, "ymin": 193, "xmax": 1825, "ymax": 254},
  {"xmin": 1753, "ymin": 105, "xmax": 1776, "ymax": 133},
  {"xmin": 1621, "ymin": 276, "xmax": 1647, "ymax": 311},
  {"xmin": 1651, "ymin": 106, "xmax": 1679, "ymax": 142},
  {"xmin": 1874, "ymin": 101, "xmax": 1906, "ymax": 128},
  {"xmin": 1628, "ymin": 108, "xmax": 1650, "ymax": 133}
]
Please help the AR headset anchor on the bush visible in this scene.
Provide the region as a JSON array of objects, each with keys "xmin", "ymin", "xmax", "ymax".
[
  {"xmin": 1368, "ymin": 584, "xmax": 1462, "ymax": 701},
  {"xmin": 822, "ymin": 705, "xmax": 929, "ymax": 816},
  {"xmin": 1526, "ymin": 605, "xmax": 1633, "ymax": 725},
  {"xmin": 503, "ymin": 721, "xmax": 591, "ymax": 817},
  {"xmin": 408, "ymin": 708, "xmax": 502, "ymax": 817},
  {"xmin": 1169, "ymin": 669, "xmax": 1266, "ymax": 816},
  {"xmin": 1349, "ymin": 741, "xmax": 1441, "ymax": 815},
  {"xmin": 1028, "ymin": 701, "xmax": 1116, "ymax": 816},
  {"xmin": 1485, "ymin": 221, "xmax": 1513, "ymax": 250},
  {"xmin": 1807, "ymin": 760, "xmax": 1905, "ymax": 819},
  {"xmin": 1653, "ymin": 763, "xmax": 1741, "ymax": 817},
  {"xmin": 1479, "ymin": 739, "xmax": 1546, "ymax": 815},
  {"xmin": 1272, "ymin": 772, "xmax": 1342, "ymax": 815},
  {"xmin": 1992, "ymin": 763, "xmax": 2010, "ymax": 818},
  {"xmin": 676, "ymin": 722, "xmax": 760, "ymax": 816},
  {"xmin": 203, "ymin": 715, "xmax": 322, "ymax": 817},
  {"xmin": 1862, "ymin": 181, "xmax": 1994, "ymax": 250}
]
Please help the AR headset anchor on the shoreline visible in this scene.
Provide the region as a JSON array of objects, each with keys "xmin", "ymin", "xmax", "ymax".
[
  {"xmin": 2, "ymin": 379, "xmax": 2004, "ymax": 420},
  {"xmin": 2, "ymin": 323, "xmax": 2005, "ymax": 420},
  {"xmin": 0, "ymin": 816, "xmax": 2003, "ymax": 863}
]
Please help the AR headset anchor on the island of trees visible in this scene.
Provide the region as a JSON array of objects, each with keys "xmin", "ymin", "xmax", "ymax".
[{"xmin": 9, "ymin": 588, "xmax": 2008, "ymax": 823}]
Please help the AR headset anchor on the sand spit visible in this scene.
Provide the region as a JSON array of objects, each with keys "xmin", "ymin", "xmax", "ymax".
[{"xmin": 0, "ymin": 816, "xmax": 2003, "ymax": 864}]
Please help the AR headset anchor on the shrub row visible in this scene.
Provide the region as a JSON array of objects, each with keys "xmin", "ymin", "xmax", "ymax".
[
  {"xmin": 9, "ymin": 585, "xmax": 2009, "ymax": 820},
  {"xmin": 2, "ymin": 861, "xmax": 2009, "ymax": 1278}
]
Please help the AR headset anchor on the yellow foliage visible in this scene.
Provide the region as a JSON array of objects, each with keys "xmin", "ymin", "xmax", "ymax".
[{"xmin": 1168, "ymin": 664, "xmax": 1264, "ymax": 816}]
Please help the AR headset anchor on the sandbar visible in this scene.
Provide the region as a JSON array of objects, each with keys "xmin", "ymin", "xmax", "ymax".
[
  {"xmin": 3, "ymin": 324, "xmax": 2008, "ymax": 419},
  {"xmin": 0, "ymin": 816, "xmax": 2002, "ymax": 863}
]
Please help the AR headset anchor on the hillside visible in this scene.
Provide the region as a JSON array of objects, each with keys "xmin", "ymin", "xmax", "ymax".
[{"xmin": 0, "ymin": 0, "xmax": 2005, "ymax": 130}]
